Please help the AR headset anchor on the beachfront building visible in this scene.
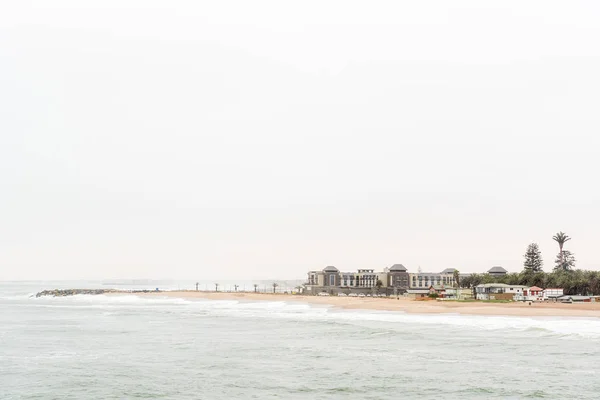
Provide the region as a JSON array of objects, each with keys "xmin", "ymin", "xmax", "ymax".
[
  {"xmin": 513, "ymin": 287, "xmax": 566, "ymax": 302},
  {"xmin": 388, "ymin": 264, "xmax": 410, "ymax": 294},
  {"xmin": 406, "ymin": 288, "xmax": 430, "ymax": 299},
  {"xmin": 514, "ymin": 286, "xmax": 543, "ymax": 302},
  {"xmin": 409, "ymin": 269, "xmax": 457, "ymax": 290},
  {"xmin": 443, "ymin": 287, "xmax": 473, "ymax": 300},
  {"xmin": 475, "ymin": 283, "xmax": 528, "ymax": 300},
  {"xmin": 307, "ymin": 266, "xmax": 340, "ymax": 288},
  {"xmin": 543, "ymin": 288, "xmax": 564, "ymax": 300},
  {"xmin": 338, "ymin": 269, "xmax": 382, "ymax": 289},
  {"xmin": 305, "ymin": 265, "xmax": 461, "ymax": 296},
  {"xmin": 557, "ymin": 295, "xmax": 592, "ymax": 303},
  {"xmin": 305, "ymin": 264, "xmax": 410, "ymax": 295},
  {"xmin": 406, "ymin": 285, "xmax": 472, "ymax": 300},
  {"xmin": 406, "ymin": 286, "xmax": 443, "ymax": 299},
  {"xmin": 525, "ymin": 286, "xmax": 543, "ymax": 300}
]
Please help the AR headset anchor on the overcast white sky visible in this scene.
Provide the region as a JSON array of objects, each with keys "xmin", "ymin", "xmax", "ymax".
[{"xmin": 1, "ymin": 0, "xmax": 599, "ymax": 280}]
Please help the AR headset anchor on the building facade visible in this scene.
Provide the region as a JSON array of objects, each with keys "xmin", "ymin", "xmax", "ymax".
[
  {"xmin": 305, "ymin": 264, "xmax": 411, "ymax": 295},
  {"xmin": 305, "ymin": 264, "xmax": 456, "ymax": 296},
  {"xmin": 408, "ymin": 269, "xmax": 457, "ymax": 290},
  {"xmin": 475, "ymin": 283, "xmax": 528, "ymax": 300}
]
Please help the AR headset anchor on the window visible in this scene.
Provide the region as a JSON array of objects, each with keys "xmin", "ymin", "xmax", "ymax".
[{"xmin": 329, "ymin": 275, "xmax": 335, "ymax": 286}]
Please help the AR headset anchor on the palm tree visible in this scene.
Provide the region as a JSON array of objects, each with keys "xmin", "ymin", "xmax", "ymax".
[
  {"xmin": 272, "ymin": 283, "xmax": 278, "ymax": 293},
  {"xmin": 234, "ymin": 285, "xmax": 239, "ymax": 292},
  {"xmin": 253, "ymin": 284, "xmax": 258, "ymax": 293},
  {"xmin": 195, "ymin": 282, "xmax": 199, "ymax": 291},
  {"xmin": 453, "ymin": 269, "xmax": 461, "ymax": 299},
  {"xmin": 453, "ymin": 269, "xmax": 460, "ymax": 288},
  {"xmin": 553, "ymin": 231, "xmax": 571, "ymax": 267},
  {"xmin": 214, "ymin": 283, "xmax": 219, "ymax": 292}
]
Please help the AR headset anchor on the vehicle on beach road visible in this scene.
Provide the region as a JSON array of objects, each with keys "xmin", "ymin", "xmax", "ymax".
[
  {"xmin": 358, "ymin": 293, "xmax": 366, "ymax": 297},
  {"xmin": 337, "ymin": 293, "xmax": 347, "ymax": 296},
  {"xmin": 318, "ymin": 292, "xmax": 330, "ymax": 296},
  {"xmin": 348, "ymin": 293, "xmax": 358, "ymax": 297}
]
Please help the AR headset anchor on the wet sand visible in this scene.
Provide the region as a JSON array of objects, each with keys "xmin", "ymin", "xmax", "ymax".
[{"xmin": 134, "ymin": 291, "xmax": 600, "ymax": 317}]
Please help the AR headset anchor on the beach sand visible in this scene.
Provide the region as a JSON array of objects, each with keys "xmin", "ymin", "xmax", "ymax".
[{"xmin": 135, "ymin": 291, "xmax": 600, "ymax": 317}]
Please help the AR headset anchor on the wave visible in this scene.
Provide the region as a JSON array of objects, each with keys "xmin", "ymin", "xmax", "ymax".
[{"xmin": 22, "ymin": 294, "xmax": 600, "ymax": 339}]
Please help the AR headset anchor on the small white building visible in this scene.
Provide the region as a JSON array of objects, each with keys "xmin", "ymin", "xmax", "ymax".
[
  {"xmin": 543, "ymin": 288, "xmax": 564, "ymax": 300},
  {"xmin": 514, "ymin": 286, "xmax": 544, "ymax": 302},
  {"xmin": 475, "ymin": 283, "xmax": 528, "ymax": 300}
]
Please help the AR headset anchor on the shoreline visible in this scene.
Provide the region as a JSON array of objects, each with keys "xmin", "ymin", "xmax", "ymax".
[{"xmin": 132, "ymin": 291, "xmax": 600, "ymax": 317}]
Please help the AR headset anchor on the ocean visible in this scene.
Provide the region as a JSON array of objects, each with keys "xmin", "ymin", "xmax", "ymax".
[{"xmin": 2, "ymin": 281, "xmax": 600, "ymax": 399}]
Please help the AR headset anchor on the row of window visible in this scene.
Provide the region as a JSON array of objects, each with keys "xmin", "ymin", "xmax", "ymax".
[{"xmin": 412, "ymin": 276, "xmax": 455, "ymax": 284}]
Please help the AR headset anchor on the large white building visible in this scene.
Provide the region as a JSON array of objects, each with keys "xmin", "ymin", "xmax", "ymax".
[
  {"xmin": 305, "ymin": 264, "xmax": 411, "ymax": 295},
  {"xmin": 306, "ymin": 265, "xmax": 459, "ymax": 295},
  {"xmin": 408, "ymin": 268, "xmax": 457, "ymax": 289}
]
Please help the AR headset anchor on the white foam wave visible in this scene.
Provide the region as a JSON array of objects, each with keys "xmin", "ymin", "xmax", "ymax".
[
  {"xmin": 33, "ymin": 294, "xmax": 193, "ymax": 307},
  {"xmin": 188, "ymin": 299, "xmax": 600, "ymax": 339},
  {"xmin": 26, "ymin": 294, "xmax": 600, "ymax": 339}
]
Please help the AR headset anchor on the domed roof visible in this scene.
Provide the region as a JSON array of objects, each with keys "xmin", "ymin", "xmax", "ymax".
[
  {"xmin": 322, "ymin": 265, "xmax": 339, "ymax": 272},
  {"xmin": 441, "ymin": 268, "xmax": 457, "ymax": 274},
  {"xmin": 389, "ymin": 264, "xmax": 407, "ymax": 272}
]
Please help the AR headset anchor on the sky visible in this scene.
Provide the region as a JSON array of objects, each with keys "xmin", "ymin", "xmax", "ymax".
[{"xmin": 1, "ymin": 0, "xmax": 600, "ymax": 281}]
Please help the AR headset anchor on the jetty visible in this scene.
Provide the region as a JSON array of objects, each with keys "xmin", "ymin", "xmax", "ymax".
[{"xmin": 35, "ymin": 289, "xmax": 161, "ymax": 298}]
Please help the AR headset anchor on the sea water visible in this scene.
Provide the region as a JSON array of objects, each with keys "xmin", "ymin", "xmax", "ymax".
[{"xmin": 1, "ymin": 282, "xmax": 600, "ymax": 399}]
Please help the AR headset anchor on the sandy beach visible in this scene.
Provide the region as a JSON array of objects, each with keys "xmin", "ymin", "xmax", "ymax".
[{"xmin": 134, "ymin": 291, "xmax": 600, "ymax": 318}]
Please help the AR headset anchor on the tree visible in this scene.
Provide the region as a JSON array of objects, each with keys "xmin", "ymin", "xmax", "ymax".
[
  {"xmin": 234, "ymin": 285, "xmax": 239, "ymax": 292},
  {"xmin": 523, "ymin": 243, "xmax": 544, "ymax": 273},
  {"xmin": 452, "ymin": 269, "xmax": 461, "ymax": 299},
  {"xmin": 195, "ymin": 282, "xmax": 199, "ymax": 291},
  {"xmin": 253, "ymin": 284, "xmax": 259, "ymax": 293},
  {"xmin": 453, "ymin": 269, "xmax": 460, "ymax": 289},
  {"xmin": 375, "ymin": 279, "xmax": 383, "ymax": 294},
  {"xmin": 272, "ymin": 283, "xmax": 278, "ymax": 293},
  {"xmin": 214, "ymin": 283, "xmax": 219, "ymax": 292},
  {"xmin": 553, "ymin": 231, "xmax": 571, "ymax": 268},
  {"xmin": 554, "ymin": 250, "xmax": 576, "ymax": 271}
]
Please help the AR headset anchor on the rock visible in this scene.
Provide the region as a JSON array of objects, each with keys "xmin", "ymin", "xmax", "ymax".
[{"xmin": 35, "ymin": 289, "xmax": 122, "ymax": 297}]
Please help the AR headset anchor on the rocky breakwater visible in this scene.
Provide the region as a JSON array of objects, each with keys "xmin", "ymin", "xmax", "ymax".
[
  {"xmin": 35, "ymin": 289, "xmax": 118, "ymax": 298},
  {"xmin": 35, "ymin": 288, "xmax": 162, "ymax": 297}
]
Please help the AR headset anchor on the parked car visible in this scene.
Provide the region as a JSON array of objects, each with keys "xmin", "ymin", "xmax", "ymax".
[
  {"xmin": 348, "ymin": 293, "xmax": 358, "ymax": 297},
  {"xmin": 358, "ymin": 293, "xmax": 366, "ymax": 297},
  {"xmin": 337, "ymin": 293, "xmax": 347, "ymax": 297},
  {"xmin": 317, "ymin": 292, "xmax": 330, "ymax": 296}
]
